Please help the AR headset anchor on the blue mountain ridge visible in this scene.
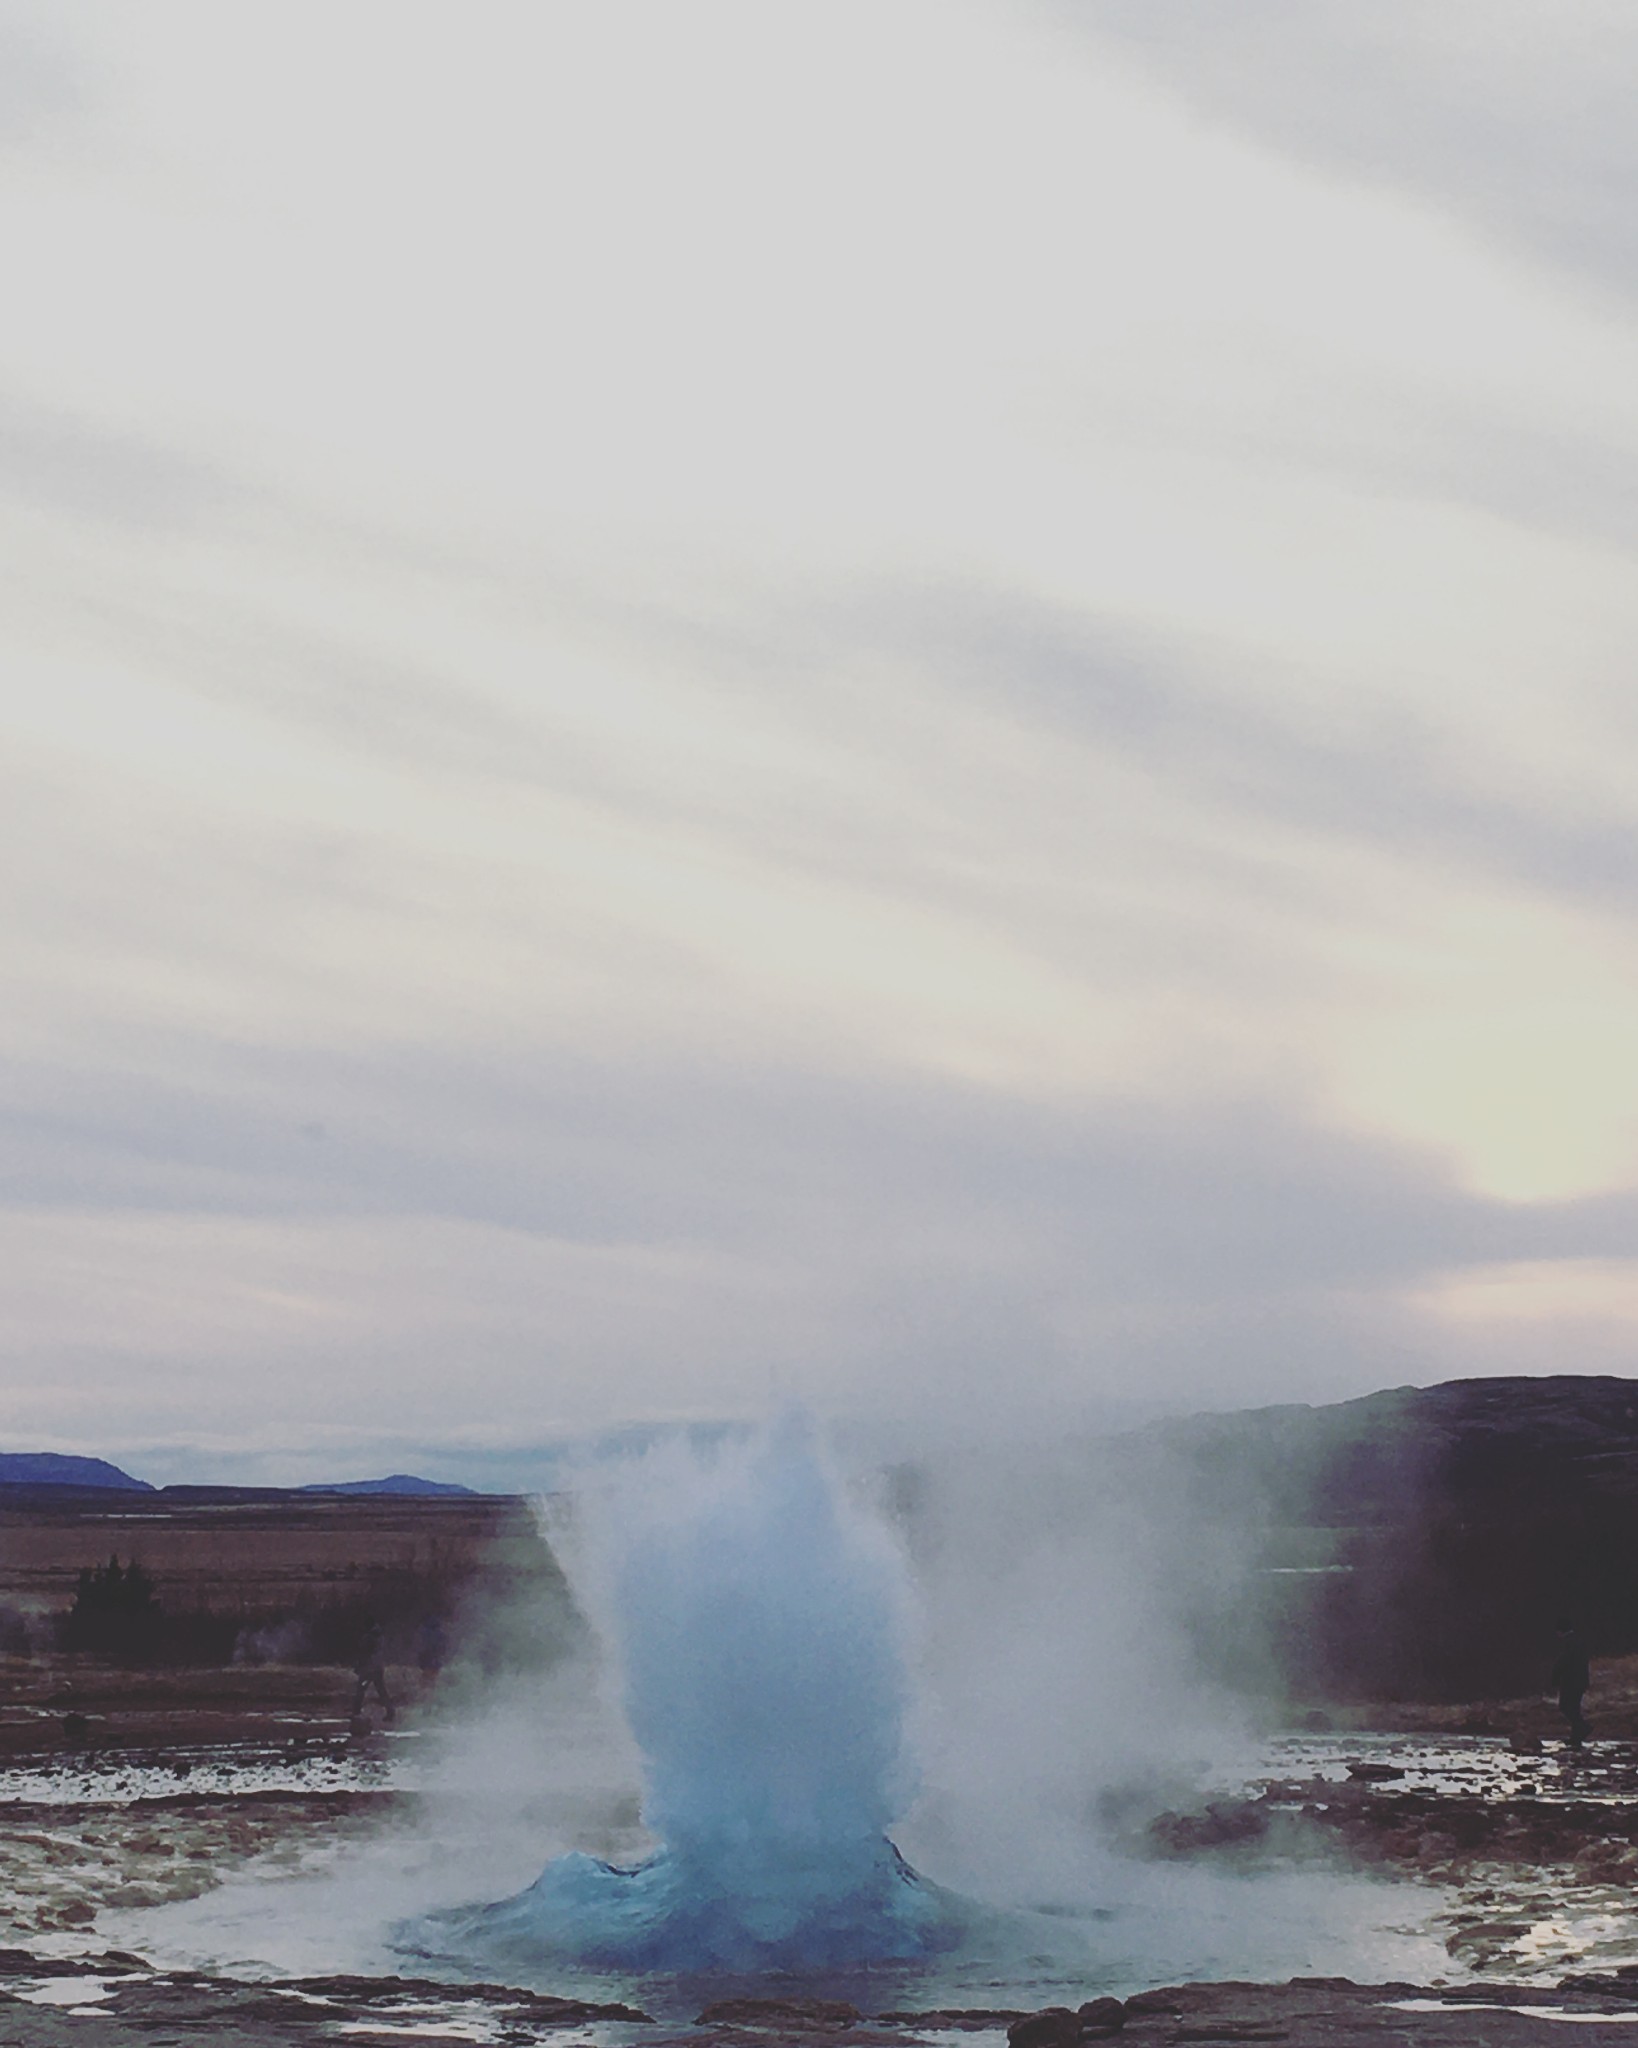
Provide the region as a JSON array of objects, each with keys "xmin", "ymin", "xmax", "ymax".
[
  {"xmin": 0, "ymin": 1454, "xmax": 153, "ymax": 1491},
  {"xmin": 0, "ymin": 1457, "xmax": 476, "ymax": 1496},
  {"xmin": 297, "ymin": 1474, "xmax": 476, "ymax": 1496}
]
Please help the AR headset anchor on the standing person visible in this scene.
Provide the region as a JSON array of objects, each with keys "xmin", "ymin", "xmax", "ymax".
[
  {"xmin": 1550, "ymin": 1617, "xmax": 1591, "ymax": 1748},
  {"xmin": 351, "ymin": 1616, "xmax": 395, "ymax": 1726},
  {"xmin": 416, "ymin": 1612, "xmax": 447, "ymax": 1685}
]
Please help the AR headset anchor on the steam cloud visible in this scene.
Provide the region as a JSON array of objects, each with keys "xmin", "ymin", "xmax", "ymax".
[{"xmin": 409, "ymin": 1414, "xmax": 967, "ymax": 1971}]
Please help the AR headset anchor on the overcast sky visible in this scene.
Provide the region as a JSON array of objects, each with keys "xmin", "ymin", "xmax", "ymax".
[{"xmin": 5, "ymin": 1, "xmax": 1638, "ymax": 1485}]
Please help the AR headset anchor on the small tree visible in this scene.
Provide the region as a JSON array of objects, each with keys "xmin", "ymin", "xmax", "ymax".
[{"xmin": 63, "ymin": 1554, "xmax": 162, "ymax": 1660}]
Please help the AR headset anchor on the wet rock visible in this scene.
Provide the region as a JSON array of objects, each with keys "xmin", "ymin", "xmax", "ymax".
[
  {"xmin": 1172, "ymin": 2028, "xmax": 1287, "ymax": 2042},
  {"xmin": 103, "ymin": 1885, "xmax": 166, "ymax": 1909},
  {"xmin": 1077, "ymin": 1996, "xmax": 1126, "ymax": 2035},
  {"xmin": 1007, "ymin": 2006, "xmax": 1082, "ymax": 2048},
  {"xmin": 1002, "ymin": 2003, "xmax": 1126, "ymax": 2048},
  {"xmin": 688, "ymin": 2035, "xmax": 905, "ymax": 2048},
  {"xmin": 205, "ymin": 1991, "xmax": 333, "ymax": 2025},
  {"xmin": 877, "ymin": 2011, "xmax": 1028, "ymax": 2030},
  {"xmin": 696, "ymin": 1998, "xmax": 862, "ymax": 2030},
  {"xmin": 1345, "ymin": 1762, "xmax": 1404, "ymax": 1782},
  {"xmin": 1558, "ymin": 1975, "xmax": 1638, "ymax": 1999},
  {"xmin": 1122, "ymin": 1990, "xmax": 1182, "ymax": 2017},
  {"xmin": 281, "ymin": 1973, "xmax": 651, "ymax": 2023},
  {"xmin": 26, "ymin": 1969, "xmax": 1638, "ymax": 2048},
  {"xmin": 1148, "ymin": 1800, "xmax": 1271, "ymax": 1856}
]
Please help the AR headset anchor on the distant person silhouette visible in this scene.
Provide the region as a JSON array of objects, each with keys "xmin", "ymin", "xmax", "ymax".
[
  {"xmin": 1550, "ymin": 1617, "xmax": 1590, "ymax": 1748},
  {"xmin": 416, "ymin": 1613, "xmax": 447, "ymax": 1681},
  {"xmin": 351, "ymin": 1617, "xmax": 395, "ymax": 1725}
]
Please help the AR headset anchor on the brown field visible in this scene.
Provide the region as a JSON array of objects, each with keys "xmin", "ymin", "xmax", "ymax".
[
  {"xmin": 0, "ymin": 1491, "xmax": 547, "ymax": 1616},
  {"xmin": 0, "ymin": 1491, "xmax": 582, "ymax": 1756}
]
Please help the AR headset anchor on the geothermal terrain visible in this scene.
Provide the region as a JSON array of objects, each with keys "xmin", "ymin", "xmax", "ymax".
[{"xmin": 7, "ymin": 1379, "xmax": 1638, "ymax": 2044}]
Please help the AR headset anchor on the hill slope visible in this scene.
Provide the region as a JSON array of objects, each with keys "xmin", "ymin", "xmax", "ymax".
[
  {"xmin": 297, "ymin": 1474, "xmax": 477, "ymax": 1497},
  {"xmin": 0, "ymin": 1453, "xmax": 152, "ymax": 1492},
  {"xmin": 1142, "ymin": 1375, "xmax": 1638, "ymax": 1703}
]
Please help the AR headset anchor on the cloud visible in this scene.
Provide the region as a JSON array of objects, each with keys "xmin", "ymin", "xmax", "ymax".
[
  {"xmin": 9, "ymin": 1018, "xmax": 1638, "ymax": 1475},
  {"xmin": 1067, "ymin": 2, "xmax": 1638, "ymax": 303},
  {"xmin": 847, "ymin": 584, "xmax": 1638, "ymax": 922},
  {"xmin": 0, "ymin": 394, "xmax": 257, "ymax": 532},
  {"xmin": 0, "ymin": 14, "xmax": 84, "ymax": 155},
  {"xmin": 58, "ymin": 519, "xmax": 1638, "ymax": 997},
  {"xmin": 5, "ymin": 1, "xmax": 1638, "ymax": 1473}
]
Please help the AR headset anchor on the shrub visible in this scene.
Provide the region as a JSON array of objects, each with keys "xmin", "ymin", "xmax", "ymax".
[{"xmin": 61, "ymin": 1555, "xmax": 163, "ymax": 1661}]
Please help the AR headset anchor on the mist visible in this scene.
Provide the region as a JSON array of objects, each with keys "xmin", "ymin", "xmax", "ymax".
[
  {"xmin": 888, "ymin": 1431, "xmax": 1261, "ymax": 1912},
  {"xmin": 106, "ymin": 1408, "xmax": 1450, "ymax": 1997}
]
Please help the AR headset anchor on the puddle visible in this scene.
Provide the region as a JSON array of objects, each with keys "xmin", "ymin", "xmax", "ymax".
[
  {"xmin": 1392, "ymin": 2004, "xmax": 1638, "ymax": 2025},
  {"xmin": 1251, "ymin": 1734, "xmax": 1637, "ymax": 1806},
  {"xmin": 12, "ymin": 1977, "xmax": 118, "ymax": 2007},
  {"xmin": 0, "ymin": 1740, "xmax": 418, "ymax": 1807}
]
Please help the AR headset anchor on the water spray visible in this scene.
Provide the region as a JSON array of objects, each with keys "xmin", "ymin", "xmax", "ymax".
[{"xmin": 407, "ymin": 1413, "xmax": 966, "ymax": 1973}]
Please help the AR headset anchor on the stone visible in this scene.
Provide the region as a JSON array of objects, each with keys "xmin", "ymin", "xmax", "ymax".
[
  {"xmin": 1007, "ymin": 2006, "xmax": 1083, "ymax": 2048},
  {"xmin": 877, "ymin": 2013, "xmax": 1027, "ymax": 2031},
  {"xmin": 696, "ymin": 1997, "xmax": 862, "ymax": 2029},
  {"xmin": 1077, "ymin": 1996, "xmax": 1126, "ymax": 2035},
  {"xmin": 1148, "ymin": 1800, "xmax": 1271, "ymax": 1855}
]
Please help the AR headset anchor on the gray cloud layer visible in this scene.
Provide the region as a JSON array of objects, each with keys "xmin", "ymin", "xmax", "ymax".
[
  {"xmin": 1073, "ymin": 2, "xmax": 1638, "ymax": 303},
  {"xmin": 0, "ymin": 396, "xmax": 255, "ymax": 531},
  {"xmin": 5, "ymin": 3, "xmax": 1638, "ymax": 1474},
  {"xmin": 6, "ymin": 1028, "xmax": 1628, "ymax": 1321},
  {"xmin": 861, "ymin": 586, "xmax": 1638, "ymax": 917},
  {"xmin": 0, "ymin": 15, "xmax": 82, "ymax": 155}
]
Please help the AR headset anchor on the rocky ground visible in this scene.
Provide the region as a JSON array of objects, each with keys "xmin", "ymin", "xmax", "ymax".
[
  {"xmin": 6, "ymin": 1662, "xmax": 1638, "ymax": 2045},
  {"xmin": 0, "ymin": 1653, "xmax": 410, "ymax": 1945},
  {"xmin": 1127, "ymin": 1659, "xmax": 1638, "ymax": 1984},
  {"xmin": 8, "ymin": 1959, "xmax": 1638, "ymax": 2048}
]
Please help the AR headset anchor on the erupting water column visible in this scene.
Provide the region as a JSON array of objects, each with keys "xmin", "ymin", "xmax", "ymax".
[{"xmin": 420, "ymin": 1414, "xmax": 965, "ymax": 1973}]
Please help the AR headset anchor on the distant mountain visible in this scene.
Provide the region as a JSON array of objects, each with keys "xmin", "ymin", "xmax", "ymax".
[
  {"xmin": 0, "ymin": 1453, "xmax": 153, "ymax": 1491},
  {"xmin": 298, "ymin": 1474, "xmax": 477, "ymax": 1497},
  {"xmin": 1142, "ymin": 1372, "xmax": 1638, "ymax": 1531},
  {"xmin": 1130, "ymin": 1374, "xmax": 1638, "ymax": 1704}
]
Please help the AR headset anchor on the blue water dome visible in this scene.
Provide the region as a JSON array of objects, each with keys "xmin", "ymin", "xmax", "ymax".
[{"xmin": 407, "ymin": 1413, "xmax": 970, "ymax": 1973}]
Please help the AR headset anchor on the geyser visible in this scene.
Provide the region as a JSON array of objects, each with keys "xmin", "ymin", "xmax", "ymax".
[{"xmin": 411, "ymin": 1413, "xmax": 966, "ymax": 1974}]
